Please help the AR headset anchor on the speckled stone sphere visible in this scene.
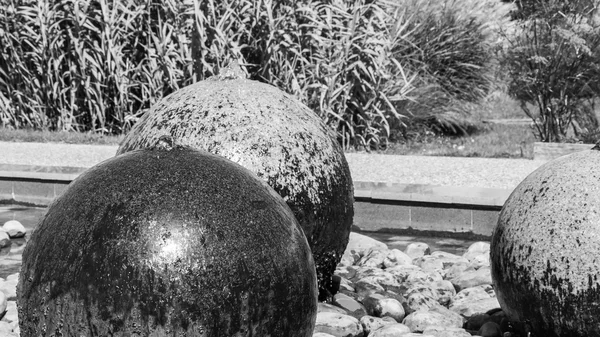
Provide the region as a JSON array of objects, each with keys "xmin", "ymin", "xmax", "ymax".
[
  {"xmin": 491, "ymin": 149, "xmax": 600, "ymax": 337},
  {"xmin": 17, "ymin": 145, "xmax": 317, "ymax": 336},
  {"xmin": 117, "ymin": 71, "xmax": 354, "ymax": 299}
]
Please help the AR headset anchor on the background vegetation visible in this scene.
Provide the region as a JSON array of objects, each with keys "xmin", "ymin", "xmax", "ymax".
[{"xmin": 2, "ymin": 0, "xmax": 598, "ymax": 152}]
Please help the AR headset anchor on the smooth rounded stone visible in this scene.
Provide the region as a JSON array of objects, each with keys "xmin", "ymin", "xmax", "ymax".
[
  {"xmin": 490, "ymin": 151, "xmax": 600, "ymax": 336},
  {"xmin": 359, "ymin": 315, "xmax": 397, "ymax": 335},
  {"xmin": 383, "ymin": 249, "xmax": 413, "ymax": 268},
  {"xmin": 3, "ymin": 301, "xmax": 16, "ymax": 323},
  {"xmin": 402, "ymin": 310, "xmax": 463, "ymax": 333},
  {"xmin": 449, "ymin": 266, "xmax": 492, "ymax": 291},
  {"xmin": 0, "ymin": 231, "xmax": 9, "ymax": 249},
  {"xmin": 362, "ymin": 294, "xmax": 405, "ymax": 322},
  {"xmin": 369, "ymin": 323, "xmax": 411, "ymax": 337},
  {"xmin": 337, "ymin": 276, "xmax": 355, "ymax": 293},
  {"xmin": 405, "ymin": 269, "xmax": 443, "ymax": 286},
  {"xmin": 352, "ymin": 266, "xmax": 386, "ymax": 281},
  {"xmin": 2, "ymin": 220, "xmax": 25, "ymax": 239},
  {"xmin": 357, "ymin": 248, "xmax": 388, "ymax": 268},
  {"xmin": 385, "ymin": 265, "xmax": 422, "ymax": 282},
  {"xmin": 333, "ymin": 293, "xmax": 368, "ymax": 319},
  {"xmin": 422, "ymin": 326, "xmax": 472, "ymax": 337},
  {"xmin": 428, "ymin": 306, "xmax": 465, "ymax": 328},
  {"xmin": 430, "ymin": 251, "xmax": 470, "ymax": 270},
  {"xmin": 0, "ymin": 276, "xmax": 17, "ymax": 299},
  {"xmin": 117, "ymin": 69, "xmax": 354, "ymax": 300},
  {"xmin": 313, "ymin": 333, "xmax": 336, "ymax": 337},
  {"xmin": 405, "ymin": 291, "xmax": 440, "ymax": 314},
  {"xmin": 335, "ymin": 267, "xmax": 353, "ymax": 280},
  {"xmin": 412, "ymin": 255, "xmax": 444, "ymax": 273},
  {"xmin": 431, "ymin": 280, "xmax": 456, "ymax": 306},
  {"xmin": 314, "ymin": 312, "xmax": 364, "ymax": 337},
  {"xmin": 468, "ymin": 253, "xmax": 490, "ymax": 269},
  {"xmin": 18, "ymin": 146, "xmax": 317, "ymax": 336},
  {"xmin": 0, "ymin": 291, "xmax": 6, "ymax": 317},
  {"xmin": 356, "ymin": 272, "xmax": 402, "ymax": 293},
  {"xmin": 465, "ymin": 313, "xmax": 490, "ymax": 331},
  {"xmin": 450, "ymin": 297, "xmax": 501, "ymax": 319},
  {"xmin": 443, "ymin": 262, "xmax": 471, "ymax": 282},
  {"xmin": 0, "ymin": 321, "xmax": 14, "ymax": 336},
  {"xmin": 345, "ymin": 233, "xmax": 388, "ymax": 259},
  {"xmin": 477, "ymin": 321, "xmax": 503, "ymax": 337},
  {"xmin": 463, "ymin": 242, "xmax": 490, "ymax": 261},
  {"xmin": 319, "ymin": 302, "xmax": 348, "ymax": 315},
  {"xmin": 405, "ymin": 242, "xmax": 431, "ymax": 259},
  {"xmin": 449, "ymin": 286, "xmax": 491, "ymax": 309},
  {"xmin": 354, "ymin": 277, "xmax": 385, "ymax": 296}
]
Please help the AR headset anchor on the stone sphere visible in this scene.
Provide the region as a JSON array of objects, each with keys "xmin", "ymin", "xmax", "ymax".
[
  {"xmin": 117, "ymin": 73, "xmax": 354, "ymax": 299},
  {"xmin": 491, "ymin": 149, "xmax": 600, "ymax": 337},
  {"xmin": 18, "ymin": 144, "xmax": 317, "ymax": 336}
]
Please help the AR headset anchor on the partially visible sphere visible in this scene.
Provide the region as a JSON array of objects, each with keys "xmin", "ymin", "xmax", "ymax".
[
  {"xmin": 491, "ymin": 150, "xmax": 600, "ymax": 337},
  {"xmin": 18, "ymin": 145, "xmax": 317, "ymax": 336},
  {"xmin": 117, "ymin": 75, "xmax": 354, "ymax": 298}
]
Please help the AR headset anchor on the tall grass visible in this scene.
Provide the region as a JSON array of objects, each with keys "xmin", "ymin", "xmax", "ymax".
[{"xmin": 0, "ymin": 0, "xmax": 504, "ymax": 148}]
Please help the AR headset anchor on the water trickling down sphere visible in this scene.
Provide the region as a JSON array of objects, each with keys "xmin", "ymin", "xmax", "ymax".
[
  {"xmin": 18, "ymin": 145, "xmax": 317, "ymax": 336},
  {"xmin": 117, "ymin": 69, "xmax": 354, "ymax": 299},
  {"xmin": 491, "ymin": 149, "xmax": 600, "ymax": 337}
]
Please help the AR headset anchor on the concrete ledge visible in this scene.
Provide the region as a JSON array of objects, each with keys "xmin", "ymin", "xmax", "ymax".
[
  {"xmin": 0, "ymin": 164, "xmax": 509, "ymax": 237},
  {"xmin": 533, "ymin": 142, "xmax": 594, "ymax": 161}
]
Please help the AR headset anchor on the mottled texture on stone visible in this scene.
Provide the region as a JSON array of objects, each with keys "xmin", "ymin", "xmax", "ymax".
[
  {"xmin": 491, "ymin": 150, "xmax": 600, "ymax": 337},
  {"xmin": 117, "ymin": 77, "xmax": 354, "ymax": 299},
  {"xmin": 18, "ymin": 147, "xmax": 317, "ymax": 336}
]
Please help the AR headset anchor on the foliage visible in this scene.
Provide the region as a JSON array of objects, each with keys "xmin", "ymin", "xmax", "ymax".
[
  {"xmin": 389, "ymin": 0, "xmax": 512, "ymax": 137},
  {"xmin": 499, "ymin": 0, "xmax": 600, "ymax": 142},
  {"xmin": 0, "ymin": 0, "xmax": 417, "ymax": 149}
]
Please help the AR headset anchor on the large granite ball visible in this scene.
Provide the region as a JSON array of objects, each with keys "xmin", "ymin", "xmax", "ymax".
[
  {"xmin": 491, "ymin": 149, "xmax": 600, "ymax": 337},
  {"xmin": 117, "ymin": 70, "xmax": 354, "ymax": 299},
  {"xmin": 18, "ymin": 144, "xmax": 317, "ymax": 336}
]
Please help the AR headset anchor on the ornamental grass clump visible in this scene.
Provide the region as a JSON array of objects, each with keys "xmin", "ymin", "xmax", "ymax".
[{"xmin": 0, "ymin": 0, "xmax": 416, "ymax": 149}]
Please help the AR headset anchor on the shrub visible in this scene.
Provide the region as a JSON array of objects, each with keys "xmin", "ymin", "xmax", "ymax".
[
  {"xmin": 499, "ymin": 0, "xmax": 600, "ymax": 142},
  {"xmin": 390, "ymin": 0, "xmax": 513, "ymax": 137}
]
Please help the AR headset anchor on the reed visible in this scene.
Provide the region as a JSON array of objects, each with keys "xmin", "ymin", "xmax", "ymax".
[{"xmin": 0, "ymin": 0, "xmax": 501, "ymax": 149}]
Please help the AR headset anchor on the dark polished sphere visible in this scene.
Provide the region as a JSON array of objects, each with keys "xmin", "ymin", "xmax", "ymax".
[{"xmin": 18, "ymin": 145, "xmax": 317, "ymax": 336}]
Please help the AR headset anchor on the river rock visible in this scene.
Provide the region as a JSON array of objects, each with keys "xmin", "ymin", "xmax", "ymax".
[
  {"xmin": 430, "ymin": 251, "xmax": 470, "ymax": 269},
  {"xmin": 319, "ymin": 302, "xmax": 348, "ymax": 315},
  {"xmin": 443, "ymin": 262, "xmax": 471, "ymax": 282},
  {"xmin": 383, "ymin": 249, "xmax": 413, "ymax": 268},
  {"xmin": 405, "ymin": 242, "xmax": 431, "ymax": 259},
  {"xmin": 117, "ymin": 67, "xmax": 354, "ymax": 300},
  {"xmin": 359, "ymin": 315, "xmax": 397, "ymax": 335},
  {"xmin": 345, "ymin": 233, "xmax": 388, "ymax": 259},
  {"xmin": 357, "ymin": 248, "xmax": 388, "ymax": 268},
  {"xmin": 0, "ymin": 275, "xmax": 17, "ymax": 300},
  {"xmin": 369, "ymin": 323, "xmax": 411, "ymax": 337},
  {"xmin": 449, "ymin": 286, "xmax": 491, "ymax": 309},
  {"xmin": 413, "ymin": 255, "xmax": 444, "ymax": 273},
  {"xmin": 3, "ymin": 301, "xmax": 16, "ymax": 323},
  {"xmin": 314, "ymin": 312, "xmax": 364, "ymax": 337},
  {"xmin": 451, "ymin": 297, "xmax": 501, "ymax": 318},
  {"xmin": 362, "ymin": 294, "xmax": 405, "ymax": 321},
  {"xmin": 405, "ymin": 291, "xmax": 440, "ymax": 314},
  {"xmin": 431, "ymin": 280, "xmax": 456, "ymax": 306},
  {"xmin": 478, "ymin": 321, "xmax": 503, "ymax": 337},
  {"xmin": 0, "ymin": 291, "xmax": 6, "ymax": 318},
  {"xmin": 0, "ymin": 321, "xmax": 14, "ymax": 336},
  {"xmin": 422, "ymin": 326, "xmax": 472, "ymax": 337},
  {"xmin": 0, "ymin": 231, "xmax": 9, "ymax": 249},
  {"xmin": 333, "ymin": 293, "xmax": 368, "ymax": 319},
  {"xmin": 386, "ymin": 265, "xmax": 422, "ymax": 282},
  {"xmin": 402, "ymin": 310, "xmax": 463, "ymax": 332},
  {"xmin": 449, "ymin": 267, "xmax": 492, "ymax": 291},
  {"xmin": 463, "ymin": 242, "xmax": 490, "ymax": 261},
  {"xmin": 2, "ymin": 221, "xmax": 25, "ymax": 239},
  {"xmin": 313, "ymin": 333, "xmax": 336, "ymax": 337}
]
